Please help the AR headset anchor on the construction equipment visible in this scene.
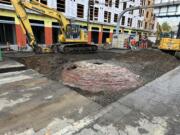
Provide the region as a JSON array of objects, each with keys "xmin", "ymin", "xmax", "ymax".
[
  {"xmin": 159, "ymin": 22, "xmax": 180, "ymax": 59},
  {"xmin": 11, "ymin": 0, "xmax": 97, "ymax": 53}
]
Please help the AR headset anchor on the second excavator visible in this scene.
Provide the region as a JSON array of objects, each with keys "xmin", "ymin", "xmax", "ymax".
[{"xmin": 11, "ymin": 0, "xmax": 98, "ymax": 53}]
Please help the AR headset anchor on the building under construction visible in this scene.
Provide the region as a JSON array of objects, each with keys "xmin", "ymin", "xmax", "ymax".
[{"xmin": 0, "ymin": 0, "xmax": 156, "ymax": 49}]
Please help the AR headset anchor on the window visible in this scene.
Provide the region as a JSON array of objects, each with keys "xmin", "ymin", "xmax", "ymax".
[
  {"xmin": 90, "ymin": 6, "xmax": 94, "ymax": 21},
  {"xmin": 142, "ymin": 10, "xmax": 144, "ymax": 16},
  {"xmin": 128, "ymin": 18, "xmax": 130, "ymax": 26},
  {"xmin": 146, "ymin": 11, "xmax": 149, "ymax": 18},
  {"xmin": 0, "ymin": 0, "xmax": 11, "ymax": 5},
  {"xmin": 142, "ymin": 0, "xmax": 145, "ymax": 6},
  {"xmin": 114, "ymin": 14, "xmax": 118, "ymax": 22},
  {"xmin": 123, "ymin": 2, "xmax": 127, "ymax": 10},
  {"xmin": 145, "ymin": 22, "xmax": 148, "ymax": 29},
  {"xmin": 90, "ymin": 6, "xmax": 99, "ymax": 21},
  {"xmin": 57, "ymin": 0, "xmax": 65, "ymax": 12},
  {"xmin": 109, "ymin": 0, "xmax": 112, "ymax": 7},
  {"xmin": 77, "ymin": 4, "xmax": 84, "ymax": 18},
  {"xmin": 148, "ymin": 0, "xmax": 151, "ymax": 5},
  {"xmin": 95, "ymin": 0, "xmax": 99, "ymax": 4},
  {"xmin": 113, "ymin": 29, "xmax": 121, "ymax": 34},
  {"xmin": 127, "ymin": 18, "xmax": 132, "ymax": 27},
  {"xmin": 94, "ymin": 7, "xmax": 99, "ymax": 21},
  {"xmin": 139, "ymin": 9, "xmax": 143, "ymax": 17},
  {"xmin": 140, "ymin": 0, "xmax": 143, "ymax": 5},
  {"xmin": 115, "ymin": 0, "xmax": 119, "ymax": 8},
  {"xmin": 121, "ymin": 16, "xmax": 125, "ymax": 25},
  {"xmin": 40, "ymin": 0, "xmax": 47, "ymax": 5},
  {"xmin": 138, "ymin": 20, "xmax": 142, "ymax": 28},
  {"xmin": 0, "ymin": 16, "xmax": 16, "ymax": 44},
  {"xmin": 104, "ymin": 11, "xmax": 108, "ymax": 22},
  {"xmin": 89, "ymin": 0, "xmax": 95, "ymax": 6},
  {"xmin": 129, "ymin": 5, "xmax": 133, "ymax": 14},
  {"xmin": 105, "ymin": 0, "xmax": 112, "ymax": 7},
  {"xmin": 104, "ymin": 11, "xmax": 111, "ymax": 23}
]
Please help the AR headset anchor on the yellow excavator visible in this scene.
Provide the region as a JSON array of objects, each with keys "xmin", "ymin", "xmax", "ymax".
[
  {"xmin": 11, "ymin": 0, "xmax": 97, "ymax": 53},
  {"xmin": 159, "ymin": 22, "xmax": 180, "ymax": 59}
]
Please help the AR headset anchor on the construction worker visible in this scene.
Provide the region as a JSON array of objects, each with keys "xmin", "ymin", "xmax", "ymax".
[
  {"xmin": 124, "ymin": 38, "xmax": 130, "ymax": 49},
  {"xmin": 130, "ymin": 37, "xmax": 137, "ymax": 50},
  {"xmin": 140, "ymin": 35, "xmax": 148, "ymax": 49}
]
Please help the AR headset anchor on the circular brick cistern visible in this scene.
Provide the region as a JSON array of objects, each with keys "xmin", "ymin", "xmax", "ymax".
[{"xmin": 62, "ymin": 60, "xmax": 142, "ymax": 93}]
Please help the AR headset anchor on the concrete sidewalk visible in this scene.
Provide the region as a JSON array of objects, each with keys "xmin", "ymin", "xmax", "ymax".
[{"xmin": 0, "ymin": 58, "xmax": 25, "ymax": 73}]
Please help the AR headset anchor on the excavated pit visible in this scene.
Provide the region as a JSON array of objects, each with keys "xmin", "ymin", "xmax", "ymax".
[
  {"xmin": 62, "ymin": 60, "xmax": 142, "ymax": 93},
  {"xmin": 7, "ymin": 49, "xmax": 180, "ymax": 106}
]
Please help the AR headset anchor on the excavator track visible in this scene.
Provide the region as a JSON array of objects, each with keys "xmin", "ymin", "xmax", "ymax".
[{"xmin": 58, "ymin": 44, "xmax": 98, "ymax": 53}]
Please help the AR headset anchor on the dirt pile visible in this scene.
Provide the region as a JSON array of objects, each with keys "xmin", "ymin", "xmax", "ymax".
[{"xmin": 62, "ymin": 60, "xmax": 142, "ymax": 93}]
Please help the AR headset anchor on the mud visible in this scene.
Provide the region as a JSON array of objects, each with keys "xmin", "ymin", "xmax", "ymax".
[{"xmin": 7, "ymin": 49, "xmax": 180, "ymax": 106}]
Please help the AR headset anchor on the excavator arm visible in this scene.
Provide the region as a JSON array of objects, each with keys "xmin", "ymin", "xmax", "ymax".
[
  {"xmin": 11, "ymin": 0, "xmax": 71, "ymax": 51},
  {"xmin": 11, "ymin": 0, "xmax": 37, "ymax": 50},
  {"xmin": 11, "ymin": 0, "xmax": 97, "ymax": 53}
]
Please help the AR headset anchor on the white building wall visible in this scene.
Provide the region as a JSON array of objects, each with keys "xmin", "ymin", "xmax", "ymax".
[
  {"xmin": 47, "ymin": 0, "xmax": 57, "ymax": 9},
  {"xmin": 47, "ymin": 0, "xmax": 144, "ymax": 30}
]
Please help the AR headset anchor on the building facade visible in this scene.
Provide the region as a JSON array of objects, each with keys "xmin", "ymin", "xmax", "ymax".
[
  {"xmin": 141, "ymin": 0, "xmax": 156, "ymax": 32},
  {"xmin": 0, "ymin": 0, "xmax": 155, "ymax": 48}
]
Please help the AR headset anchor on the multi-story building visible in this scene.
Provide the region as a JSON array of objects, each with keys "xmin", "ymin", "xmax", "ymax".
[
  {"xmin": 0, "ymin": 0, "xmax": 151, "ymax": 49},
  {"xmin": 141, "ymin": 0, "xmax": 156, "ymax": 32}
]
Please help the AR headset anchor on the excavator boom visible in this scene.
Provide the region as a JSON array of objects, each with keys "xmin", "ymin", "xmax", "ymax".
[
  {"xmin": 11, "ymin": 0, "xmax": 37, "ymax": 50},
  {"xmin": 11, "ymin": 0, "xmax": 97, "ymax": 53}
]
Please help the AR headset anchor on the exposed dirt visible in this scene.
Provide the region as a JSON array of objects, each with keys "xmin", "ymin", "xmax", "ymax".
[{"xmin": 7, "ymin": 49, "xmax": 180, "ymax": 106}]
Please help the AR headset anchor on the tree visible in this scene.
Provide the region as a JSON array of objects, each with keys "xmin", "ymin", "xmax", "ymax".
[
  {"xmin": 156, "ymin": 23, "xmax": 162, "ymax": 40},
  {"xmin": 161, "ymin": 22, "xmax": 171, "ymax": 32}
]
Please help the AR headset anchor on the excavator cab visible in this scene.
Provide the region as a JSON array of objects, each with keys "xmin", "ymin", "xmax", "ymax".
[{"xmin": 66, "ymin": 24, "xmax": 81, "ymax": 39}]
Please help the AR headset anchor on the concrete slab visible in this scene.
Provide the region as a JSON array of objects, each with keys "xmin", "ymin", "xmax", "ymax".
[
  {"xmin": 0, "ymin": 69, "xmax": 102, "ymax": 135},
  {"xmin": 0, "ymin": 59, "xmax": 25, "ymax": 73}
]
